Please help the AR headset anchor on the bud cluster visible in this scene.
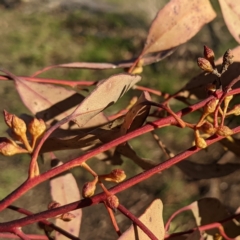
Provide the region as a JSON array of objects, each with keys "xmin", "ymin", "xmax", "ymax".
[
  {"xmin": 197, "ymin": 45, "xmax": 220, "ymax": 77},
  {"xmin": 0, "ymin": 110, "xmax": 46, "ymax": 156},
  {"xmin": 197, "ymin": 46, "xmax": 234, "ymax": 79}
]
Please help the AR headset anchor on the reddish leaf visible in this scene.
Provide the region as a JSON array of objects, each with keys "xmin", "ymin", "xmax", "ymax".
[
  {"xmin": 118, "ymin": 199, "xmax": 164, "ymax": 240},
  {"xmin": 50, "ymin": 159, "xmax": 82, "ymax": 240},
  {"xmin": 219, "ymin": 0, "xmax": 240, "ymax": 44},
  {"xmin": 141, "ymin": 0, "xmax": 216, "ymax": 56}
]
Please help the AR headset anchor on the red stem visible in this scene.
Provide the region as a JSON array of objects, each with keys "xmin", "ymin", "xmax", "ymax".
[
  {"xmin": 10, "ymin": 228, "xmax": 31, "ymax": 240},
  {"xmin": 165, "ymin": 222, "xmax": 234, "ymax": 240},
  {"xmin": 7, "ymin": 205, "xmax": 80, "ymax": 240},
  {"xmin": 0, "ymin": 89, "xmax": 240, "ymax": 231},
  {"xmin": 165, "ymin": 205, "xmax": 192, "ymax": 232},
  {"xmin": 117, "ymin": 204, "xmax": 158, "ymax": 240},
  {"xmin": 134, "ymin": 85, "xmax": 163, "ymax": 96},
  {"xmin": 104, "ymin": 202, "xmax": 122, "ymax": 237},
  {"xmin": 0, "ymin": 233, "xmax": 48, "ymax": 239},
  {"xmin": 0, "ymin": 75, "xmax": 96, "ymax": 87},
  {"xmin": 0, "ymin": 89, "xmax": 237, "ymax": 213},
  {"xmin": 1, "ymin": 126, "xmax": 240, "ymax": 231}
]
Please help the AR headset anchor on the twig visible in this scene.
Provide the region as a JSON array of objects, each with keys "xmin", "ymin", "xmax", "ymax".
[
  {"xmin": 117, "ymin": 204, "xmax": 158, "ymax": 240},
  {"xmin": 10, "ymin": 228, "xmax": 31, "ymax": 240},
  {"xmin": 0, "ymin": 74, "xmax": 96, "ymax": 87},
  {"xmin": 104, "ymin": 201, "xmax": 121, "ymax": 237},
  {"xmin": 165, "ymin": 222, "xmax": 234, "ymax": 240},
  {"xmin": 7, "ymin": 205, "xmax": 80, "ymax": 240}
]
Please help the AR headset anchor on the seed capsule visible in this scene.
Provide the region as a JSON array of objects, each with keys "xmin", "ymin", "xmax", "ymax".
[{"xmin": 82, "ymin": 181, "xmax": 97, "ymax": 198}]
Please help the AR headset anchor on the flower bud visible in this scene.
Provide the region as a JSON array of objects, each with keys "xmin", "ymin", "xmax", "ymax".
[
  {"xmin": 216, "ymin": 126, "xmax": 233, "ymax": 137},
  {"xmin": 204, "ymin": 99, "xmax": 219, "ymax": 114},
  {"xmin": 48, "ymin": 201, "xmax": 61, "ymax": 210},
  {"xmin": 195, "ymin": 136, "xmax": 207, "ymax": 149},
  {"xmin": 199, "ymin": 122, "xmax": 216, "ymax": 135},
  {"xmin": 110, "ymin": 169, "xmax": 126, "ymax": 183},
  {"xmin": 0, "ymin": 137, "xmax": 27, "ymax": 156},
  {"xmin": 59, "ymin": 212, "xmax": 76, "ymax": 222},
  {"xmin": 101, "ymin": 169, "xmax": 126, "ymax": 183},
  {"xmin": 28, "ymin": 118, "xmax": 46, "ymax": 138},
  {"xmin": 106, "ymin": 194, "xmax": 119, "ymax": 210},
  {"xmin": 82, "ymin": 181, "xmax": 97, "ymax": 198},
  {"xmin": 197, "ymin": 58, "xmax": 214, "ymax": 73},
  {"xmin": 203, "ymin": 45, "xmax": 215, "ymax": 67},
  {"xmin": 228, "ymin": 104, "xmax": 240, "ymax": 116},
  {"xmin": 233, "ymin": 105, "xmax": 240, "ymax": 115},
  {"xmin": 12, "ymin": 115, "xmax": 27, "ymax": 137},
  {"xmin": 3, "ymin": 110, "xmax": 14, "ymax": 128},
  {"xmin": 221, "ymin": 49, "xmax": 234, "ymax": 74},
  {"xmin": 224, "ymin": 95, "xmax": 233, "ymax": 110},
  {"xmin": 223, "ymin": 49, "xmax": 234, "ymax": 65}
]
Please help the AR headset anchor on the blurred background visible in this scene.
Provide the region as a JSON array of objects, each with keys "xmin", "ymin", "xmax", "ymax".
[{"xmin": 0, "ymin": 0, "xmax": 239, "ymax": 239}]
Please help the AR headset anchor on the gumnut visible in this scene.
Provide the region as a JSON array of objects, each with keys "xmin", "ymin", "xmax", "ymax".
[
  {"xmin": 224, "ymin": 94, "xmax": 233, "ymax": 107},
  {"xmin": 12, "ymin": 115, "xmax": 27, "ymax": 137},
  {"xmin": 204, "ymin": 98, "xmax": 219, "ymax": 114},
  {"xmin": 195, "ymin": 136, "xmax": 207, "ymax": 149},
  {"xmin": 82, "ymin": 180, "xmax": 97, "ymax": 198},
  {"xmin": 197, "ymin": 57, "xmax": 214, "ymax": 73},
  {"xmin": 28, "ymin": 118, "xmax": 46, "ymax": 138},
  {"xmin": 228, "ymin": 104, "xmax": 240, "ymax": 116},
  {"xmin": 106, "ymin": 194, "xmax": 119, "ymax": 210},
  {"xmin": 0, "ymin": 137, "xmax": 27, "ymax": 156},
  {"xmin": 216, "ymin": 126, "xmax": 233, "ymax": 137},
  {"xmin": 221, "ymin": 49, "xmax": 234, "ymax": 74},
  {"xmin": 203, "ymin": 45, "xmax": 215, "ymax": 67},
  {"xmin": 223, "ymin": 49, "xmax": 234, "ymax": 65}
]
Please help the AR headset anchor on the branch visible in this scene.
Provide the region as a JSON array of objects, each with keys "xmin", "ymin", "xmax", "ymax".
[
  {"xmin": 0, "ymin": 233, "xmax": 48, "ymax": 239},
  {"xmin": 1, "ymin": 125, "xmax": 240, "ymax": 230},
  {"xmin": 7, "ymin": 205, "xmax": 80, "ymax": 240}
]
